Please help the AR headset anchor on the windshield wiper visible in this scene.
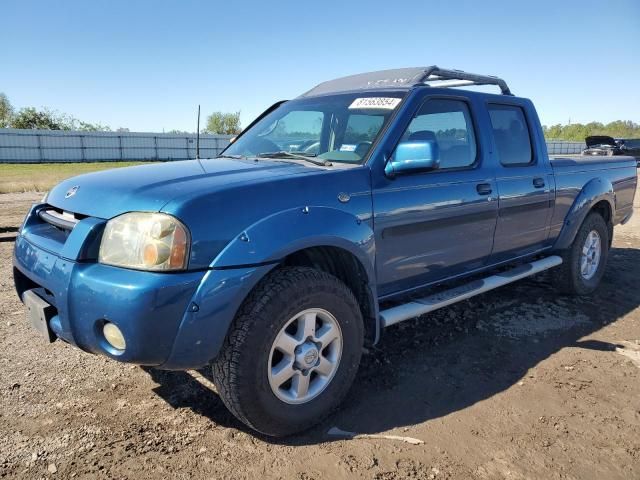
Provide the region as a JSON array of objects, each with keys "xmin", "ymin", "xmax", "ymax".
[
  {"xmin": 257, "ymin": 151, "xmax": 332, "ymax": 167},
  {"xmin": 216, "ymin": 154, "xmax": 246, "ymax": 159}
]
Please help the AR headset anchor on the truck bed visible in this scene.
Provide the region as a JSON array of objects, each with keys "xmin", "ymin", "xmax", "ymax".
[
  {"xmin": 549, "ymin": 154, "xmax": 637, "ymax": 171},
  {"xmin": 549, "ymin": 155, "xmax": 637, "ymax": 232}
]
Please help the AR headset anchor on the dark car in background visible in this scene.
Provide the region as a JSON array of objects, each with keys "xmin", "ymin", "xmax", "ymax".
[
  {"xmin": 617, "ymin": 138, "xmax": 640, "ymax": 166},
  {"xmin": 582, "ymin": 136, "xmax": 623, "ymax": 157},
  {"xmin": 582, "ymin": 136, "xmax": 640, "ymax": 166}
]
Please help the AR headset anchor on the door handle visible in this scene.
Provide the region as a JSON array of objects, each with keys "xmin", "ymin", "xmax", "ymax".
[
  {"xmin": 476, "ymin": 183, "xmax": 492, "ymax": 195},
  {"xmin": 533, "ymin": 177, "xmax": 545, "ymax": 188}
]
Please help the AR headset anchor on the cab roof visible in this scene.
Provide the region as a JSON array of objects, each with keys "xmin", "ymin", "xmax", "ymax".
[{"xmin": 299, "ymin": 66, "xmax": 512, "ymax": 98}]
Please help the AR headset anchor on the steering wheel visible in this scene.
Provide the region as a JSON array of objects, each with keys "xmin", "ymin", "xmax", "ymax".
[
  {"xmin": 354, "ymin": 141, "xmax": 372, "ymax": 158},
  {"xmin": 303, "ymin": 141, "xmax": 320, "ymax": 155}
]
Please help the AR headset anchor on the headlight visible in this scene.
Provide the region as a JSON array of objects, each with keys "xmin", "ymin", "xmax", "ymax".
[{"xmin": 99, "ymin": 212, "xmax": 190, "ymax": 271}]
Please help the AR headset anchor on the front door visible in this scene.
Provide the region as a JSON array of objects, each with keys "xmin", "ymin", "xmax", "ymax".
[{"xmin": 373, "ymin": 95, "xmax": 498, "ymax": 297}]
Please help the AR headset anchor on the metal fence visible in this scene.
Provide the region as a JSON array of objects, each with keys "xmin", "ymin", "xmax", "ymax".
[
  {"xmin": 0, "ymin": 129, "xmax": 233, "ymax": 163},
  {"xmin": 545, "ymin": 140, "xmax": 585, "ymax": 155},
  {"xmin": 0, "ymin": 128, "xmax": 586, "ymax": 163}
]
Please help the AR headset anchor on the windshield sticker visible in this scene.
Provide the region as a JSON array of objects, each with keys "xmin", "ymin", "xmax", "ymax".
[{"xmin": 349, "ymin": 97, "xmax": 401, "ymax": 110}]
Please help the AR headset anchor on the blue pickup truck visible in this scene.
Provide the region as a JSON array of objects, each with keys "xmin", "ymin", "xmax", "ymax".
[{"xmin": 13, "ymin": 67, "xmax": 637, "ymax": 436}]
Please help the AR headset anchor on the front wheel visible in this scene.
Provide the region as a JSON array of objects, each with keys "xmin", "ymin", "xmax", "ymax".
[
  {"xmin": 552, "ymin": 212, "xmax": 610, "ymax": 295},
  {"xmin": 211, "ymin": 266, "xmax": 363, "ymax": 437}
]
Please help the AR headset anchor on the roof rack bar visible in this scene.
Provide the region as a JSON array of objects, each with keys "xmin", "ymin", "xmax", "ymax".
[
  {"xmin": 416, "ymin": 66, "xmax": 513, "ymax": 95},
  {"xmin": 424, "ymin": 80, "xmax": 477, "ymax": 88}
]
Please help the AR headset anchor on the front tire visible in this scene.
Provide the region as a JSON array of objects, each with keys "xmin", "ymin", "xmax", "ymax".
[
  {"xmin": 211, "ymin": 266, "xmax": 363, "ymax": 437},
  {"xmin": 552, "ymin": 212, "xmax": 609, "ymax": 295}
]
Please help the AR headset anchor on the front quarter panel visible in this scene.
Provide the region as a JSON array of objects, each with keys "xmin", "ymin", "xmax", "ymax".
[
  {"xmin": 161, "ymin": 207, "xmax": 376, "ymax": 369},
  {"xmin": 161, "ymin": 166, "xmax": 374, "ymax": 271},
  {"xmin": 160, "ymin": 169, "xmax": 377, "ymax": 368},
  {"xmin": 212, "ymin": 206, "xmax": 376, "ymax": 276},
  {"xmin": 161, "ymin": 206, "xmax": 377, "ymax": 368}
]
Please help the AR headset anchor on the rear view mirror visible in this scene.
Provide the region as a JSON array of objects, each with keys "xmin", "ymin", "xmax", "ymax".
[{"xmin": 385, "ymin": 140, "xmax": 440, "ymax": 176}]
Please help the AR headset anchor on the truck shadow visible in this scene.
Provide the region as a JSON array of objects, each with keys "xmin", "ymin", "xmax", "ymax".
[{"xmin": 144, "ymin": 246, "xmax": 640, "ymax": 445}]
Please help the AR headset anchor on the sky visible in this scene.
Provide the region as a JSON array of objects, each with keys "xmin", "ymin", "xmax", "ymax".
[{"xmin": 1, "ymin": 0, "xmax": 639, "ymax": 133}]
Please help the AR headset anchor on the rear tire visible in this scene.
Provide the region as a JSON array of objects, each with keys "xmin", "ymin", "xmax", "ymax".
[
  {"xmin": 552, "ymin": 212, "xmax": 609, "ymax": 295},
  {"xmin": 211, "ymin": 266, "xmax": 363, "ymax": 437}
]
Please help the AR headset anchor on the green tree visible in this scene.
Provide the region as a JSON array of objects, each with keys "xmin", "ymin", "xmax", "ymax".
[
  {"xmin": 205, "ymin": 111, "xmax": 241, "ymax": 135},
  {"xmin": 10, "ymin": 107, "xmax": 72, "ymax": 130},
  {"xmin": 8, "ymin": 105, "xmax": 116, "ymax": 132},
  {"xmin": 543, "ymin": 120, "xmax": 640, "ymax": 141},
  {"xmin": 74, "ymin": 120, "xmax": 112, "ymax": 132},
  {"xmin": 0, "ymin": 92, "xmax": 13, "ymax": 128}
]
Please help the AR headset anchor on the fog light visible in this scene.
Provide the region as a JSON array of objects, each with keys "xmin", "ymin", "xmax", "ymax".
[{"xmin": 103, "ymin": 322, "xmax": 126, "ymax": 351}]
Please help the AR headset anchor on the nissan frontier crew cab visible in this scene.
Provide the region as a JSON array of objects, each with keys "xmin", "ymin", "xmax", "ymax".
[{"xmin": 13, "ymin": 67, "xmax": 637, "ymax": 437}]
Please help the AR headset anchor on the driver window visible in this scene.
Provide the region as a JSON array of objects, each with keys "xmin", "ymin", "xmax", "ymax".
[{"xmin": 402, "ymin": 99, "xmax": 477, "ymax": 169}]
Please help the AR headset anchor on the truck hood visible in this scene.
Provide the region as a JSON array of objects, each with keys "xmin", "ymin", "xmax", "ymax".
[
  {"xmin": 46, "ymin": 158, "xmax": 313, "ymax": 219},
  {"xmin": 585, "ymin": 136, "xmax": 617, "ymax": 148}
]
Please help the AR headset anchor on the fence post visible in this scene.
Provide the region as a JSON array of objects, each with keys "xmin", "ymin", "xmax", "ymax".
[
  {"xmin": 154, "ymin": 135, "xmax": 159, "ymax": 161},
  {"xmin": 80, "ymin": 135, "xmax": 86, "ymax": 162},
  {"xmin": 36, "ymin": 132, "xmax": 44, "ymax": 163}
]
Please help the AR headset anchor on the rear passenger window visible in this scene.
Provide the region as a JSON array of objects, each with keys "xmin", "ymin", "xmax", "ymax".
[
  {"xmin": 488, "ymin": 104, "xmax": 533, "ymax": 166},
  {"xmin": 402, "ymin": 99, "xmax": 477, "ymax": 169}
]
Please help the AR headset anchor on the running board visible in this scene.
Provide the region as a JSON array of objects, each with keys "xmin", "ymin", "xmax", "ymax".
[{"xmin": 379, "ymin": 255, "xmax": 563, "ymax": 328}]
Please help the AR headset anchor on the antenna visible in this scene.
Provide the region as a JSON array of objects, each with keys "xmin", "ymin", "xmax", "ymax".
[{"xmin": 196, "ymin": 105, "xmax": 201, "ymax": 159}]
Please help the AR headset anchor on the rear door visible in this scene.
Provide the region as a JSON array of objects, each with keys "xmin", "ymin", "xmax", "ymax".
[
  {"xmin": 488, "ymin": 103, "xmax": 554, "ymax": 263},
  {"xmin": 372, "ymin": 93, "xmax": 498, "ymax": 297}
]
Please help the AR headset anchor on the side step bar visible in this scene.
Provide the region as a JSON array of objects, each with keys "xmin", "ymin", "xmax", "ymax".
[{"xmin": 379, "ymin": 255, "xmax": 563, "ymax": 328}]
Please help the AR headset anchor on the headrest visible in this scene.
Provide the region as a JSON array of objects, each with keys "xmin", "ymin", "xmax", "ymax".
[{"xmin": 408, "ymin": 130, "xmax": 437, "ymax": 142}]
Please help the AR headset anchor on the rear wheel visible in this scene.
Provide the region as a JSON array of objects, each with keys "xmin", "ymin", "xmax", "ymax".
[
  {"xmin": 552, "ymin": 212, "xmax": 609, "ymax": 295},
  {"xmin": 211, "ymin": 266, "xmax": 363, "ymax": 437}
]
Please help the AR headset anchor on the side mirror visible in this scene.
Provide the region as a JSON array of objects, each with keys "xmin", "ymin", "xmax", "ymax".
[{"xmin": 385, "ymin": 140, "xmax": 440, "ymax": 177}]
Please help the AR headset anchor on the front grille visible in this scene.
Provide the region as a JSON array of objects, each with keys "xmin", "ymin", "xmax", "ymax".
[
  {"xmin": 37, "ymin": 206, "xmax": 88, "ymax": 234},
  {"xmin": 38, "ymin": 209, "xmax": 79, "ymax": 231},
  {"xmin": 29, "ymin": 206, "xmax": 103, "ymax": 261},
  {"xmin": 23, "ymin": 205, "xmax": 90, "ymax": 246}
]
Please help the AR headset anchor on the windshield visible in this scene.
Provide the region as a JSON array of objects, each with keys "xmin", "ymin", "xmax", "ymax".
[{"xmin": 223, "ymin": 92, "xmax": 406, "ymax": 164}]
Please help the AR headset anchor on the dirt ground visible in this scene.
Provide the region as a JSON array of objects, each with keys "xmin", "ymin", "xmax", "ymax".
[{"xmin": 1, "ymin": 186, "xmax": 639, "ymax": 480}]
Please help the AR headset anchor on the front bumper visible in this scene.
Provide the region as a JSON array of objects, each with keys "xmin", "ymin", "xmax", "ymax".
[
  {"xmin": 13, "ymin": 233, "xmax": 206, "ymax": 365},
  {"xmin": 12, "ymin": 205, "xmax": 275, "ymax": 369}
]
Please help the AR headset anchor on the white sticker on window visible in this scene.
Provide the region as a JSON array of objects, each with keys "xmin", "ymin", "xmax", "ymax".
[{"xmin": 349, "ymin": 97, "xmax": 401, "ymax": 110}]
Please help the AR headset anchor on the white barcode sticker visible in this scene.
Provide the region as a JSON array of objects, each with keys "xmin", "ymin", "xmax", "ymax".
[
  {"xmin": 348, "ymin": 97, "xmax": 401, "ymax": 110},
  {"xmin": 340, "ymin": 144, "xmax": 356, "ymax": 152}
]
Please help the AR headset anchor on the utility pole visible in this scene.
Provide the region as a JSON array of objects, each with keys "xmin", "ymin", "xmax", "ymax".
[{"xmin": 196, "ymin": 105, "xmax": 201, "ymax": 160}]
